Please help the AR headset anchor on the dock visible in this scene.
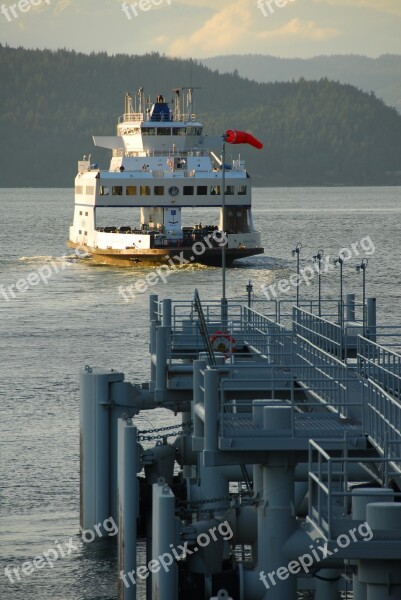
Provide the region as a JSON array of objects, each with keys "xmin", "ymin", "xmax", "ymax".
[{"xmin": 79, "ymin": 290, "xmax": 401, "ymax": 600}]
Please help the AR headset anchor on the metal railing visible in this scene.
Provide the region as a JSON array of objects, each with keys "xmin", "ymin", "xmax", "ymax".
[
  {"xmin": 242, "ymin": 305, "xmax": 292, "ymax": 365},
  {"xmin": 365, "ymin": 378, "xmax": 401, "ymax": 469},
  {"xmin": 293, "ymin": 335, "xmax": 354, "ymax": 418},
  {"xmin": 308, "ymin": 440, "xmax": 401, "ymax": 539},
  {"xmin": 358, "ymin": 336, "xmax": 401, "ymax": 399},
  {"xmin": 293, "ymin": 307, "xmax": 344, "ymax": 361},
  {"xmin": 218, "ymin": 366, "xmax": 363, "ymax": 441}
]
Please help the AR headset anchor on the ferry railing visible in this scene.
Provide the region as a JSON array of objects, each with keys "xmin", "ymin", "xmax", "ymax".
[
  {"xmin": 118, "ymin": 112, "xmax": 144, "ymax": 122},
  {"xmin": 308, "ymin": 439, "xmax": 401, "ymax": 539},
  {"xmin": 357, "ymin": 335, "xmax": 401, "ymax": 399}
]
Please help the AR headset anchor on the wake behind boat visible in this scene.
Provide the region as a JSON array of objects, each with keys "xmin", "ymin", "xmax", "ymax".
[{"xmin": 67, "ymin": 87, "xmax": 264, "ymax": 266}]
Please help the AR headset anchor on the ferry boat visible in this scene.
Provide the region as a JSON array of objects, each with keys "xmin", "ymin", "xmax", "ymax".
[{"xmin": 67, "ymin": 88, "xmax": 264, "ymax": 266}]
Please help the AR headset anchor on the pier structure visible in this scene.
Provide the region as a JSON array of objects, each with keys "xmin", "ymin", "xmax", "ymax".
[{"xmin": 79, "ymin": 290, "xmax": 401, "ymax": 599}]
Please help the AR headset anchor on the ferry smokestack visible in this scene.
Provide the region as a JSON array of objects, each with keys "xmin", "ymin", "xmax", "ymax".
[{"xmin": 225, "ymin": 129, "xmax": 264, "ymax": 149}]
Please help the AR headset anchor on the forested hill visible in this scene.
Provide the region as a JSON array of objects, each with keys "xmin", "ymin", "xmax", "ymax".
[
  {"xmin": 201, "ymin": 54, "xmax": 401, "ymax": 113},
  {"xmin": 1, "ymin": 45, "xmax": 401, "ymax": 187}
]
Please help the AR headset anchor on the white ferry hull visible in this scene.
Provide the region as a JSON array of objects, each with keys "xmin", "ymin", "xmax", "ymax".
[{"xmin": 67, "ymin": 240, "xmax": 264, "ymax": 267}]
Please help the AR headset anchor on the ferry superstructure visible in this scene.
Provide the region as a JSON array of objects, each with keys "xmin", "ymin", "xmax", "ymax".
[{"xmin": 67, "ymin": 88, "xmax": 264, "ymax": 266}]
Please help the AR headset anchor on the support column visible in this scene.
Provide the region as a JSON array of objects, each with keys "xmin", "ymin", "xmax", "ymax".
[
  {"xmin": 204, "ymin": 369, "xmax": 219, "ymax": 453},
  {"xmin": 117, "ymin": 418, "xmax": 139, "ymax": 600},
  {"xmin": 155, "ymin": 326, "xmax": 170, "ymax": 402},
  {"xmin": 315, "ymin": 569, "xmax": 341, "ymax": 600},
  {"xmin": 346, "ymin": 293, "xmax": 356, "ymax": 321},
  {"xmin": 149, "ymin": 294, "xmax": 158, "ymax": 391},
  {"xmin": 361, "ymin": 503, "xmax": 401, "ymax": 600},
  {"xmin": 152, "ymin": 480, "xmax": 178, "ymax": 600},
  {"xmin": 79, "ymin": 366, "xmax": 124, "ymax": 533},
  {"xmin": 258, "ymin": 405, "xmax": 296, "ymax": 600},
  {"xmin": 367, "ymin": 298, "xmax": 376, "ymax": 342},
  {"xmin": 351, "ymin": 488, "xmax": 394, "ymax": 600},
  {"xmin": 193, "ymin": 359, "xmax": 207, "ymax": 440},
  {"xmin": 162, "ymin": 298, "xmax": 172, "ymax": 328}
]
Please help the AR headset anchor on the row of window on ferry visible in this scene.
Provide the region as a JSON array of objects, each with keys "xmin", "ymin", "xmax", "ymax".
[
  {"xmin": 119, "ymin": 126, "xmax": 203, "ymax": 136},
  {"xmin": 75, "ymin": 185, "xmax": 248, "ymax": 196}
]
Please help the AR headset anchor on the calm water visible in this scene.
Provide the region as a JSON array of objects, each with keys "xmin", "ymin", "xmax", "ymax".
[{"xmin": 0, "ymin": 187, "xmax": 400, "ymax": 599}]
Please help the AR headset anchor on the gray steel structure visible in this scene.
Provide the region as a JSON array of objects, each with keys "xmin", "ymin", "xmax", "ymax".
[{"xmin": 79, "ymin": 291, "xmax": 401, "ymax": 599}]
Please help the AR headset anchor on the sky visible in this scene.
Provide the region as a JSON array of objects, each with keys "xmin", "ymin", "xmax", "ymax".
[{"xmin": 0, "ymin": 0, "xmax": 400, "ymax": 59}]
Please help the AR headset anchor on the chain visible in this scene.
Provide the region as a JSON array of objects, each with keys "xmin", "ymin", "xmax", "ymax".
[
  {"xmin": 176, "ymin": 491, "xmax": 257, "ymax": 514},
  {"xmin": 137, "ymin": 420, "xmax": 193, "ymax": 442}
]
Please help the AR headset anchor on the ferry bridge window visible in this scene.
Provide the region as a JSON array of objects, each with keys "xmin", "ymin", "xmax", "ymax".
[
  {"xmin": 85, "ymin": 186, "xmax": 95, "ymax": 195},
  {"xmin": 100, "ymin": 186, "xmax": 109, "ymax": 196},
  {"xmin": 79, "ymin": 211, "xmax": 82, "ymax": 215},
  {"xmin": 140, "ymin": 186, "xmax": 151, "ymax": 196},
  {"xmin": 238, "ymin": 185, "xmax": 247, "ymax": 195},
  {"xmin": 141, "ymin": 127, "xmax": 156, "ymax": 135},
  {"xmin": 75, "ymin": 186, "xmax": 83, "ymax": 194},
  {"xmin": 112, "ymin": 186, "xmax": 123, "ymax": 195},
  {"xmin": 210, "ymin": 186, "xmax": 221, "ymax": 195},
  {"xmin": 183, "ymin": 186, "xmax": 194, "ymax": 196},
  {"xmin": 172, "ymin": 127, "xmax": 187, "ymax": 136},
  {"xmin": 225, "ymin": 185, "xmax": 235, "ymax": 195},
  {"xmin": 85, "ymin": 212, "xmax": 88, "ymax": 216},
  {"xmin": 197, "ymin": 186, "xmax": 207, "ymax": 195},
  {"xmin": 154, "ymin": 186, "xmax": 164, "ymax": 196},
  {"xmin": 126, "ymin": 186, "xmax": 137, "ymax": 196},
  {"xmin": 187, "ymin": 126, "xmax": 201, "ymax": 136},
  {"xmin": 157, "ymin": 127, "xmax": 171, "ymax": 136}
]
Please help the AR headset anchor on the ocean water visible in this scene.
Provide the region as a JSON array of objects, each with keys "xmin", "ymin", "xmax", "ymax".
[{"xmin": 0, "ymin": 187, "xmax": 400, "ymax": 599}]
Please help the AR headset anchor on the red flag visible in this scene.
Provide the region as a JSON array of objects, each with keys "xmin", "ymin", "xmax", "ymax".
[{"xmin": 225, "ymin": 129, "xmax": 263, "ymax": 149}]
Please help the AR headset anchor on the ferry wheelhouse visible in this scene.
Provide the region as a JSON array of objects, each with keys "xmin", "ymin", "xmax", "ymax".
[{"xmin": 67, "ymin": 88, "xmax": 264, "ymax": 266}]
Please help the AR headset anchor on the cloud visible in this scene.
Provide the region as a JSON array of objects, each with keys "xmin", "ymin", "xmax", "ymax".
[
  {"xmin": 168, "ymin": 0, "xmax": 253, "ymax": 57},
  {"xmin": 257, "ymin": 18, "xmax": 340, "ymax": 41}
]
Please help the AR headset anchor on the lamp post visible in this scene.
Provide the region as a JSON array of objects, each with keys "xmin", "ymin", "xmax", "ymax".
[
  {"xmin": 313, "ymin": 249, "xmax": 324, "ymax": 317},
  {"xmin": 356, "ymin": 258, "xmax": 368, "ymax": 333},
  {"xmin": 334, "ymin": 254, "xmax": 344, "ymax": 327},
  {"xmin": 291, "ymin": 242, "xmax": 302, "ymax": 307},
  {"xmin": 221, "ymin": 135, "xmax": 228, "ymax": 327},
  {"xmin": 220, "ymin": 128, "xmax": 263, "ymax": 326}
]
